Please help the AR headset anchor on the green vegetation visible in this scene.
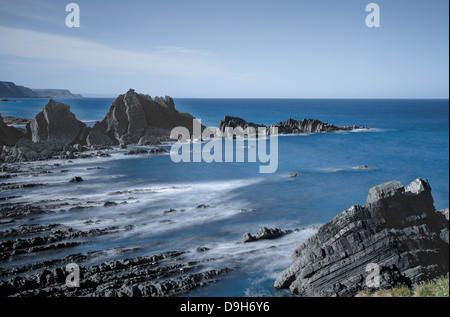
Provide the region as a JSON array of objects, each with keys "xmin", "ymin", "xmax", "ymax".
[{"xmin": 356, "ymin": 274, "xmax": 449, "ymax": 297}]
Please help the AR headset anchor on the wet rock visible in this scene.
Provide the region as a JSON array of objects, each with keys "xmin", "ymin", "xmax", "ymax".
[
  {"xmin": 196, "ymin": 204, "xmax": 213, "ymax": 209},
  {"xmin": 241, "ymin": 227, "xmax": 284, "ymax": 243},
  {"xmin": 69, "ymin": 177, "xmax": 84, "ymax": 183},
  {"xmin": 125, "ymin": 148, "xmax": 148, "ymax": 155},
  {"xmin": 103, "ymin": 201, "xmax": 118, "ymax": 207},
  {"xmin": 149, "ymin": 147, "xmax": 168, "ymax": 154},
  {"xmin": 0, "ymin": 249, "xmax": 233, "ymax": 297}
]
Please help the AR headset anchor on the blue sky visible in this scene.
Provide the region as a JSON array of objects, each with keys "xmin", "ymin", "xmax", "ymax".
[{"xmin": 0, "ymin": 0, "xmax": 448, "ymax": 98}]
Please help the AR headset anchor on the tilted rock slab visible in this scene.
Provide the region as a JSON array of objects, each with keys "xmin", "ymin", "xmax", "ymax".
[
  {"xmin": 26, "ymin": 99, "xmax": 88, "ymax": 146},
  {"xmin": 274, "ymin": 178, "xmax": 449, "ymax": 297}
]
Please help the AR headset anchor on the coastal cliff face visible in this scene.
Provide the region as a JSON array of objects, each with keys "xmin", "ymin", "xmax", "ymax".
[
  {"xmin": 274, "ymin": 178, "xmax": 449, "ymax": 297},
  {"xmin": 0, "ymin": 81, "xmax": 82, "ymax": 98},
  {"xmin": 87, "ymin": 89, "xmax": 200, "ymax": 146}
]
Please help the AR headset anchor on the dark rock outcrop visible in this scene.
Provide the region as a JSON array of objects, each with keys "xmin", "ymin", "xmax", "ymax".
[
  {"xmin": 87, "ymin": 89, "xmax": 202, "ymax": 146},
  {"xmin": 0, "ymin": 114, "xmax": 24, "ymax": 147},
  {"xmin": 26, "ymin": 99, "xmax": 88, "ymax": 147},
  {"xmin": 274, "ymin": 178, "xmax": 449, "ymax": 297},
  {"xmin": 272, "ymin": 118, "xmax": 362, "ymax": 134},
  {"xmin": 241, "ymin": 227, "xmax": 285, "ymax": 243},
  {"xmin": 219, "ymin": 116, "xmax": 266, "ymax": 137},
  {"xmin": 1, "ymin": 100, "xmax": 89, "ymax": 162},
  {"xmin": 0, "ymin": 249, "xmax": 232, "ymax": 297},
  {"xmin": 218, "ymin": 116, "xmax": 368, "ymax": 136}
]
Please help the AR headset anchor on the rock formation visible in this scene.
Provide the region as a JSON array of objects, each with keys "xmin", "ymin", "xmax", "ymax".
[
  {"xmin": 87, "ymin": 89, "xmax": 202, "ymax": 146},
  {"xmin": 0, "ymin": 90, "xmax": 202, "ymax": 162},
  {"xmin": 218, "ymin": 116, "xmax": 368, "ymax": 136},
  {"xmin": 26, "ymin": 99, "xmax": 88, "ymax": 147},
  {"xmin": 0, "ymin": 114, "xmax": 24, "ymax": 147},
  {"xmin": 241, "ymin": 227, "xmax": 285, "ymax": 243},
  {"xmin": 218, "ymin": 116, "xmax": 266, "ymax": 137},
  {"xmin": 274, "ymin": 178, "xmax": 449, "ymax": 297}
]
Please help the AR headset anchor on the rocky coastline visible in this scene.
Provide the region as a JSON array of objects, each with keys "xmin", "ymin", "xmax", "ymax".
[
  {"xmin": 1, "ymin": 90, "xmax": 448, "ymax": 297},
  {"xmin": 1, "ymin": 89, "xmax": 369, "ymax": 164},
  {"xmin": 274, "ymin": 178, "xmax": 449, "ymax": 297}
]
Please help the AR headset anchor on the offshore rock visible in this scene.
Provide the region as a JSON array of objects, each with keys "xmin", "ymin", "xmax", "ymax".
[
  {"xmin": 218, "ymin": 116, "xmax": 368, "ymax": 136},
  {"xmin": 274, "ymin": 178, "xmax": 449, "ymax": 297},
  {"xmin": 26, "ymin": 99, "xmax": 88, "ymax": 147},
  {"xmin": 88, "ymin": 89, "xmax": 202, "ymax": 146}
]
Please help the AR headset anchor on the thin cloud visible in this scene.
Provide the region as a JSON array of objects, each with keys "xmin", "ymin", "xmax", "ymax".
[
  {"xmin": 155, "ymin": 46, "xmax": 214, "ymax": 57},
  {"xmin": 0, "ymin": 26, "xmax": 254, "ymax": 80}
]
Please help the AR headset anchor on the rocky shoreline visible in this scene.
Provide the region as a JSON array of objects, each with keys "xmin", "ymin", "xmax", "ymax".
[
  {"xmin": 1, "ymin": 90, "xmax": 448, "ymax": 298},
  {"xmin": 1, "ymin": 89, "xmax": 369, "ymax": 164},
  {"xmin": 274, "ymin": 178, "xmax": 449, "ymax": 297},
  {"xmin": 0, "ymin": 157, "xmax": 320, "ymax": 297}
]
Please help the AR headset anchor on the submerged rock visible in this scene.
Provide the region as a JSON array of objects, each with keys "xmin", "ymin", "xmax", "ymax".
[
  {"xmin": 274, "ymin": 178, "xmax": 449, "ymax": 297},
  {"xmin": 69, "ymin": 177, "xmax": 84, "ymax": 183}
]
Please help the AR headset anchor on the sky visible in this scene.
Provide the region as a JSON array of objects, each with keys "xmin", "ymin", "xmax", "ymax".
[{"xmin": 0, "ymin": 0, "xmax": 448, "ymax": 98}]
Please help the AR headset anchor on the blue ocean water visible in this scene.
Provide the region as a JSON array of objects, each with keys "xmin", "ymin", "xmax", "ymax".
[{"xmin": 0, "ymin": 98, "xmax": 449, "ymax": 296}]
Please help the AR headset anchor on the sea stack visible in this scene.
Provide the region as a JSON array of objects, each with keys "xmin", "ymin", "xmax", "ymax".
[
  {"xmin": 87, "ymin": 89, "xmax": 202, "ymax": 146},
  {"xmin": 274, "ymin": 178, "xmax": 449, "ymax": 297},
  {"xmin": 26, "ymin": 99, "xmax": 88, "ymax": 146}
]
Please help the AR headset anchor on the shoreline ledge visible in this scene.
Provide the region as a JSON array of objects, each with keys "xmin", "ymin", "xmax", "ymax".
[{"xmin": 274, "ymin": 178, "xmax": 449, "ymax": 297}]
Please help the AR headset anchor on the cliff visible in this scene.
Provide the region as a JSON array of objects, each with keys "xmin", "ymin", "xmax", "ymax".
[
  {"xmin": 0, "ymin": 81, "xmax": 82, "ymax": 98},
  {"xmin": 274, "ymin": 178, "xmax": 449, "ymax": 297}
]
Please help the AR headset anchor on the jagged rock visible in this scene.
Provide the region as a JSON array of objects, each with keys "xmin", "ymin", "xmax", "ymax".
[
  {"xmin": 90, "ymin": 89, "xmax": 202, "ymax": 146},
  {"xmin": 1, "ymin": 139, "xmax": 64, "ymax": 163},
  {"xmin": 0, "ymin": 114, "xmax": 24, "ymax": 148},
  {"xmin": 218, "ymin": 116, "xmax": 369, "ymax": 136},
  {"xmin": 218, "ymin": 116, "xmax": 266, "ymax": 138},
  {"xmin": 0, "ymin": 249, "xmax": 232, "ymax": 297},
  {"xmin": 26, "ymin": 99, "xmax": 88, "ymax": 147},
  {"xmin": 149, "ymin": 147, "xmax": 168, "ymax": 154},
  {"xmin": 274, "ymin": 178, "xmax": 449, "ymax": 297},
  {"xmin": 69, "ymin": 177, "xmax": 84, "ymax": 183},
  {"xmin": 125, "ymin": 148, "xmax": 148, "ymax": 155},
  {"xmin": 241, "ymin": 227, "xmax": 284, "ymax": 243}
]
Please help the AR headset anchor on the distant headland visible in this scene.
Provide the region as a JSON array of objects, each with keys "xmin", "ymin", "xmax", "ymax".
[{"xmin": 0, "ymin": 81, "xmax": 82, "ymax": 99}]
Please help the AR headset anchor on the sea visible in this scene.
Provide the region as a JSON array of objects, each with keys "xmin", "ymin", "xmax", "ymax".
[{"xmin": 0, "ymin": 98, "xmax": 449, "ymax": 297}]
